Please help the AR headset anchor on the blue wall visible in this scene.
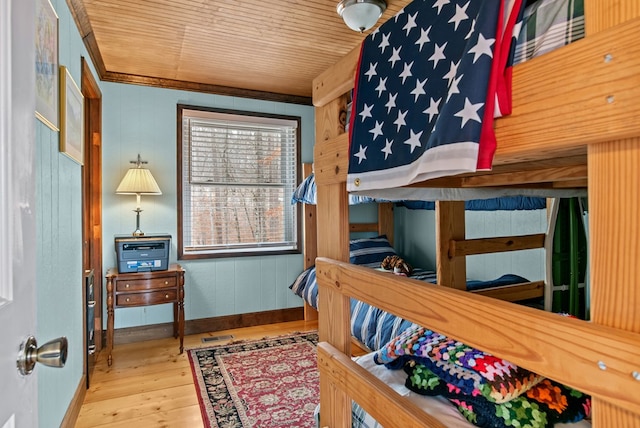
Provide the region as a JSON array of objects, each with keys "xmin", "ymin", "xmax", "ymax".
[
  {"xmin": 35, "ymin": 0, "xmax": 92, "ymax": 424},
  {"xmin": 395, "ymin": 206, "xmax": 547, "ymax": 282},
  {"xmin": 101, "ymin": 84, "xmax": 314, "ymax": 329}
]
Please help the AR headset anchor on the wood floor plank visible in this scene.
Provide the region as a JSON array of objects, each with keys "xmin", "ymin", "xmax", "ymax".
[
  {"xmin": 76, "ymin": 384, "xmax": 198, "ymax": 426},
  {"xmin": 84, "ymin": 366, "xmax": 193, "ymax": 403},
  {"xmin": 75, "ymin": 320, "xmax": 318, "ymax": 427}
]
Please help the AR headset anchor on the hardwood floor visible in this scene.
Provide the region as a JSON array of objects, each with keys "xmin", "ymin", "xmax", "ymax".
[{"xmin": 75, "ymin": 320, "xmax": 318, "ymax": 428}]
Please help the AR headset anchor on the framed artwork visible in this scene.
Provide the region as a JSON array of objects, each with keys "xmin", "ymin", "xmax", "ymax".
[
  {"xmin": 35, "ymin": 0, "xmax": 59, "ymax": 131},
  {"xmin": 59, "ymin": 66, "xmax": 84, "ymax": 165}
]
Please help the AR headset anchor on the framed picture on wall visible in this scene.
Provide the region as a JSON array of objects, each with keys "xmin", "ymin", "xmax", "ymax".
[
  {"xmin": 35, "ymin": 0, "xmax": 59, "ymax": 131},
  {"xmin": 59, "ymin": 66, "xmax": 84, "ymax": 165}
]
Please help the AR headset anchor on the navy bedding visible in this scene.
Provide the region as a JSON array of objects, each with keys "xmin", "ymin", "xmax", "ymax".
[{"xmin": 290, "ymin": 236, "xmax": 530, "ymax": 351}]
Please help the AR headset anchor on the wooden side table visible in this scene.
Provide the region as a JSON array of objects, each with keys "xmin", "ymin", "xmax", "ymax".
[{"xmin": 105, "ymin": 264, "xmax": 185, "ymax": 366}]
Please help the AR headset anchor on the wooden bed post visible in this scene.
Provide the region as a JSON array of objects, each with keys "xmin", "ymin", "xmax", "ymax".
[
  {"xmin": 436, "ymin": 201, "xmax": 467, "ymax": 290},
  {"xmin": 377, "ymin": 202, "xmax": 394, "ymax": 246},
  {"xmin": 303, "ymin": 163, "xmax": 317, "ymax": 270},
  {"xmin": 585, "ymin": 1, "xmax": 640, "ymax": 425},
  {"xmin": 315, "ymin": 95, "xmax": 352, "ymax": 427},
  {"xmin": 302, "ymin": 163, "xmax": 319, "ymax": 321}
]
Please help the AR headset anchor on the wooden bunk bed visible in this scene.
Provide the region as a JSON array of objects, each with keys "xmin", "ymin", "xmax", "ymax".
[
  {"xmin": 312, "ymin": 1, "xmax": 640, "ymax": 426},
  {"xmin": 299, "ymin": 162, "xmax": 557, "ymax": 323}
]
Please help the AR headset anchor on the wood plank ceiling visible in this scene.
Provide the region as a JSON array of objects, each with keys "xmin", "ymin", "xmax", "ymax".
[{"xmin": 67, "ymin": 0, "xmax": 413, "ymax": 104}]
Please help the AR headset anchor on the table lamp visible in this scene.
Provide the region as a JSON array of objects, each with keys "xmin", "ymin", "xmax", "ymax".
[{"xmin": 116, "ymin": 154, "xmax": 162, "ymax": 236}]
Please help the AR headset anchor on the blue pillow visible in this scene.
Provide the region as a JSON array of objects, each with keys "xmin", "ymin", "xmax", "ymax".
[{"xmin": 349, "ymin": 235, "xmax": 398, "ymax": 267}]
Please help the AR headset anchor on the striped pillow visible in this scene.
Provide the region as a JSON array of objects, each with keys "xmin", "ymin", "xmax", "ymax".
[{"xmin": 349, "ymin": 236, "xmax": 398, "ymax": 267}]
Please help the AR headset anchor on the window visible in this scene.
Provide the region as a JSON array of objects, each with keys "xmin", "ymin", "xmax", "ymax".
[{"xmin": 178, "ymin": 105, "xmax": 301, "ymax": 259}]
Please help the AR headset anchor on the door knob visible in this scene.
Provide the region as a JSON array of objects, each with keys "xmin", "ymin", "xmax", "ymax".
[{"xmin": 16, "ymin": 336, "xmax": 68, "ymax": 376}]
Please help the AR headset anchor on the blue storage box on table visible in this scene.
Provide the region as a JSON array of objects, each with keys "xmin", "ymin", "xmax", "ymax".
[{"xmin": 114, "ymin": 234, "xmax": 171, "ymax": 273}]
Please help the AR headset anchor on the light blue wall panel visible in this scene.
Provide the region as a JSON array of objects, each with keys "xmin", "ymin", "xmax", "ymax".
[
  {"xmin": 33, "ymin": 0, "xmax": 105, "ymax": 425},
  {"xmin": 394, "ymin": 207, "xmax": 437, "ymax": 268},
  {"xmin": 395, "ymin": 206, "xmax": 547, "ymax": 282},
  {"xmin": 36, "ymin": 124, "xmax": 84, "ymax": 425}
]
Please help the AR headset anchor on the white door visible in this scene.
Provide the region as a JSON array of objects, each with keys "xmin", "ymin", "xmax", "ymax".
[{"xmin": 0, "ymin": 0, "xmax": 38, "ymax": 426}]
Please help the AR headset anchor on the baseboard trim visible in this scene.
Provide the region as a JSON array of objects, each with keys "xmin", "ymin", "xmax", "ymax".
[
  {"xmin": 108, "ymin": 307, "xmax": 304, "ymax": 345},
  {"xmin": 60, "ymin": 374, "xmax": 86, "ymax": 428}
]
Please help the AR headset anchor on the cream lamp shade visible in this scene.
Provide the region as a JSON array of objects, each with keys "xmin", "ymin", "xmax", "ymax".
[{"xmin": 116, "ymin": 154, "xmax": 162, "ymax": 236}]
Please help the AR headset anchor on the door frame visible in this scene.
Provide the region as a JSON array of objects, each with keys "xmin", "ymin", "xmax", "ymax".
[{"xmin": 80, "ymin": 57, "xmax": 102, "ymax": 384}]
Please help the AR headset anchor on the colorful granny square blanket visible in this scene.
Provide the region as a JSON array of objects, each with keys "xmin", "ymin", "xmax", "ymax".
[
  {"xmin": 374, "ymin": 324, "xmax": 591, "ymax": 427},
  {"xmin": 374, "ymin": 325, "xmax": 543, "ymax": 403},
  {"xmin": 405, "ymin": 363, "xmax": 591, "ymax": 428}
]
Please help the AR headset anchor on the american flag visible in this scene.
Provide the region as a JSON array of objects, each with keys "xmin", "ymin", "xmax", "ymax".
[{"xmin": 347, "ymin": 0, "xmax": 522, "ymax": 192}]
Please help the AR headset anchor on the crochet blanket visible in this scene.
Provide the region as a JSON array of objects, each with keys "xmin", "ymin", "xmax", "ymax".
[
  {"xmin": 374, "ymin": 325, "xmax": 591, "ymax": 427},
  {"xmin": 374, "ymin": 325, "xmax": 543, "ymax": 403},
  {"xmin": 405, "ymin": 362, "xmax": 591, "ymax": 427}
]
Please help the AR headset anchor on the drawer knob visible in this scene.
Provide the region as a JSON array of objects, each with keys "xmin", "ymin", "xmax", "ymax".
[
  {"xmin": 126, "ymin": 298, "xmax": 130, "ymax": 302},
  {"xmin": 164, "ymin": 281, "xmax": 169, "ymax": 285},
  {"xmin": 165, "ymin": 294, "xmax": 169, "ymax": 299},
  {"xmin": 125, "ymin": 284, "xmax": 130, "ymax": 288}
]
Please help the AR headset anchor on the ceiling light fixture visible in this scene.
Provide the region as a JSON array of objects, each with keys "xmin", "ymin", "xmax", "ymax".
[{"xmin": 337, "ymin": 0, "xmax": 387, "ymax": 33}]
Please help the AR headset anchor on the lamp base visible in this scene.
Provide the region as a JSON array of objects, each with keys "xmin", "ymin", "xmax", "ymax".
[{"xmin": 132, "ymin": 208, "xmax": 144, "ymax": 237}]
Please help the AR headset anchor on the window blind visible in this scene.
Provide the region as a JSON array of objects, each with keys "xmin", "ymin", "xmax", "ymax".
[{"xmin": 180, "ymin": 108, "xmax": 300, "ymax": 256}]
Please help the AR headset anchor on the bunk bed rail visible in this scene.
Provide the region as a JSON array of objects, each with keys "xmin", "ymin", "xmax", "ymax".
[{"xmin": 316, "ymin": 257, "xmax": 640, "ymax": 417}]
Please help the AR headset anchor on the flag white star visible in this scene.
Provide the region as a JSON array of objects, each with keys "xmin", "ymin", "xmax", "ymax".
[
  {"xmin": 442, "ymin": 60, "xmax": 460, "ymax": 85},
  {"xmin": 447, "ymin": 75, "xmax": 463, "ymax": 101},
  {"xmin": 415, "ymin": 26, "xmax": 431, "ymax": 52},
  {"xmin": 375, "ymin": 77, "xmax": 387, "ymax": 97},
  {"xmin": 454, "ymin": 98, "xmax": 483, "ymax": 127},
  {"xmin": 354, "ymin": 145, "xmax": 367, "ymax": 164},
  {"xmin": 403, "ymin": 129, "xmax": 423, "ymax": 154},
  {"xmin": 369, "ymin": 120, "xmax": 384, "ymax": 140},
  {"xmin": 432, "ymin": 0, "xmax": 450, "ymax": 14},
  {"xmin": 378, "ymin": 33, "xmax": 391, "ymax": 54},
  {"xmin": 381, "ymin": 138, "xmax": 394, "ymax": 160},
  {"xmin": 449, "ymin": 1, "xmax": 469, "ymax": 31},
  {"xmin": 394, "ymin": 8, "xmax": 405, "ymax": 22},
  {"xmin": 403, "ymin": 12, "xmax": 418, "ymax": 36},
  {"xmin": 423, "ymin": 97, "xmax": 441, "ymax": 122},
  {"xmin": 429, "ymin": 42, "xmax": 447, "ymax": 69},
  {"xmin": 364, "ymin": 62, "xmax": 378, "ymax": 81},
  {"xmin": 468, "ymin": 33, "xmax": 495, "ymax": 63},
  {"xmin": 399, "ymin": 61, "xmax": 414, "ymax": 84},
  {"xmin": 359, "ymin": 103, "xmax": 373, "ymax": 122},
  {"xmin": 394, "ymin": 110, "xmax": 408, "ymax": 131},
  {"xmin": 388, "ymin": 46, "xmax": 402, "ymax": 68},
  {"xmin": 385, "ymin": 93, "xmax": 397, "ymax": 113},
  {"xmin": 410, "ymin": 78, "xmax": 428, "ymax": 101}
]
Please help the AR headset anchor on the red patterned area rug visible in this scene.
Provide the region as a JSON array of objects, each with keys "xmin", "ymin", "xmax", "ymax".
[{"xmin": 188, "ymin": 331, "xmax": 319, "ymax": 427}]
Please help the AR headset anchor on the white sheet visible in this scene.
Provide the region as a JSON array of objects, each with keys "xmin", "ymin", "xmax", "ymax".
[{"xmin": 352, "ymin": 186, "xmax": 587, "ymax": 201}]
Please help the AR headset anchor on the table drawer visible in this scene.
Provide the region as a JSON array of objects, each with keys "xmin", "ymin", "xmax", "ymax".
[
  {"xmin": 115, "ymin": 276, "xmax": 177, "ymax": 292},
  {"xmin": 116, "ymin": 289, "xmax": 178, "ymax": 306}
]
